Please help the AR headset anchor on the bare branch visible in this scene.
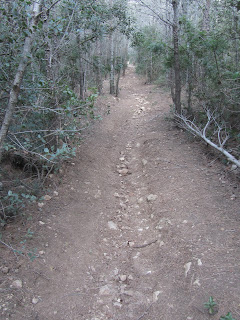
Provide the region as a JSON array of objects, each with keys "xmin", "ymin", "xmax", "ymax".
[{"xmin": 175, "ymin": 112, "xmax": 240, "ymax": 168}]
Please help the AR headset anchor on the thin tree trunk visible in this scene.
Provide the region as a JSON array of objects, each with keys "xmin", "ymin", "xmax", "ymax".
[
  {"xmin": 172, "ymin": 0, "xmax": 181, "ymax": 114},
  {"xmin": 0, "ymin": 1, "xmax": 43, "ymax": 162},
  {"xmin": 233, "ymin": 8, "xmax": 239, "ymax": 68},
  {"xmin": 110, "ymin": 31, "xmax": 115, "ymax": 95},
  {"xmin": 203, "ymin": 0, "xmax": 211, "ymax": 33},
  {"xmin": 96, "ymin": 40, "xmax": 103, "ymax": 94}
]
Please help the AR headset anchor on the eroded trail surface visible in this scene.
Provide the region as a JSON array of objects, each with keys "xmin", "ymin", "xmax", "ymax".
[{"xmin": 2, "ymin": 67, "xmax": 240, "ymax": 320}]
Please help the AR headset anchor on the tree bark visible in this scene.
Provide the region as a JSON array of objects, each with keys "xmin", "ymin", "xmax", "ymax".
[
  {"xmin": 109, "ymin": 31, "xmax": 115, "ymax": 95},
  {"xmin": 172, "ymin": 0, "xmax": 181, "ymax": 114},
  {"xmin": 0, "ymin": 1, "xmax": 43, "ymax": 162}
]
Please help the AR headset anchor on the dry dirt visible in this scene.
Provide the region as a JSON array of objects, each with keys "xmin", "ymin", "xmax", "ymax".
[{"xmin": 1, "ymin": 66, "xmax": 240, "ymax": 320}]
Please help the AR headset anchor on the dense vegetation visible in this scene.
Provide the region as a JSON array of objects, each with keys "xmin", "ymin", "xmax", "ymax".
[
  {"xmin": 0, "ymin": 0, "xmax": 131, "ymax": 223},
  {"xmin": 132, "ymin": 0, "xmax": 240, "ymax": 167}
]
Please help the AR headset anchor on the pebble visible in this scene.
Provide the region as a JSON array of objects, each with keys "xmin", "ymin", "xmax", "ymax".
[
  {"xmin": 193, "ymin": 279, "xmax": 201, "ymax": 286},
  {"xmin": 118, "ymin": 168, "xmax": 129, "ymax": 176},
  {"xmin": 142, "ymin": 159, "xmax": 148, "ymax": 166},
  {"xmin": 119, "ymin": 274, "xmax": 127, "ymax": 282},
  {"xmin": 11, "ymin": 280, "xmax": 22, "ymax": 289},
  {"xmin": 39, "ymin": 221, "xmax": 45, "ymax": 225},
  {"xmin": 128, "ymin": 241, "xmax": 135, "ymax": 247},
  {"xmin": 147, "ymin": 194, "xmax": 158, "ymax": 201},
  {"xmin": 43, "ymin": 195, "xmax": 52, "ymax": 201},
  {"xmin": 153, "ymin": 291, "xmax": 162, "ymax": 302},
  {"xmin": 53, "ymin": 191, "xmax": 59, "ymax": 196},
  {"xmin": 184, "ymin": 262, "xmax": 192, "ymax": 277},
  {"xmin": 32, "ymin": 297, "xmax": 39, "ymax": 304},
  {"xmin": 108, "ymin": 221, "xmax": 118, "ymax": 230},
  {"xmin": 38, "ymin": 202, "xmax": 44, "ymax": 208}
]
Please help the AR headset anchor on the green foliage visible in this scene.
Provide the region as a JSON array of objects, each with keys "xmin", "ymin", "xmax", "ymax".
[
  {"xmin": 1, "ymin": 190, "xmax": 37, "ymax": 223},
  {"xmin": 204, "ymin": 296, "xmax": 217, "ymax": 315},
  {"xmin": 0, "ymin": 0, "xmax": 132, "ymax": 223},
  {"xmin": 220, "ymin": 312, "xmax": 236, "ymax": 320},
  {"xmin": 132, "ymin": 26, "xmax": 166, "ymax": 82}
]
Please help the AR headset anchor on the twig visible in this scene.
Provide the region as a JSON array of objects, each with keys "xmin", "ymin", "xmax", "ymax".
[
  {"xmin": 0, "ymin": 240, "xmax": 18, "ymax": 258},
  {"xmin": 136, "ymin": 302, "xmax": 154, "ymax": 320},
  {"xmin": 132, "ymin": 239, "xmax": 157, "ymax": 249}
]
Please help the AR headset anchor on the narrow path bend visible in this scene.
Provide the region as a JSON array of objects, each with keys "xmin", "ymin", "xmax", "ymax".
[{"xmin": 19, "ymin": 67, "xmax": 240, "ymax": 319}]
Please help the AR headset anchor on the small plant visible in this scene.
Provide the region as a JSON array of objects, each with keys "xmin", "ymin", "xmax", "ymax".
[
  {"xmin": 204, "ymin": 296, "xmax": 217, "ymax": 315},
  {"xmin": 220, "ymin": 312, "xmax": 236, "ymax": 320}
]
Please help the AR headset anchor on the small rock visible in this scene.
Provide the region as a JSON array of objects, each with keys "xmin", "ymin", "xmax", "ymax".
[
  {"xmin": 193, "ymin": 279, "xmax": 201, "ymax": 286},
  {"xmin": 128, "ymin": 275, "xmax": 133, "ymax": 280},
  {"xmin": 113, "ymin": 301, "xmax": 122, "ymax": 308},
  {"xmin": 230, "ymin": 194, "xmax": 236, "ymax": 200},
  {"xmin": 38, "ymin": 202, "xmax": 44, "ymax": 208},
  {"xmin": 231, "ymin": 164, "xmax": 237, "ymax": 171},
  {"xmin": 108, "ymin": 221, "xmax": 118, "ymax": 230},
  {"xmin": 113, "ymin": 268, "xmax": 119, "ymax": 275},
  {"xmin": 137, "ymin": 197, "xmax": 144, "ymax": 204},
  {"xmin": 128, "ymin": 241, "xmax": 135, "ymax": 247},
  {"xmin": 43, "ymin": 195, "xmax": 52, "ymax": 201},
  {"xmin": 114, "ymin": 192, "xmax": 121, "ymax": 198},
  {"xmin": 153, "ymin": 291, "xmax": 162, "ymax": 302},
  {"xmin": 32, "ymin": 297, "xmax": 39, "ymax": 304},
  {"xmin": 39, "ymin": 221, "xmax": 45, "ymax": 225},
  {"xmin": 53, "ymin": 191, "xmax": 59, "ymax": 196},
  {"xmin": 136, "ymin": 143, "xmax": 141, "ymax": 148},
  {"xmin": 39, "ymin": 250, "xmax": 45, "ymax": 255},
  {"xmin": 118, "ymin": 168, "xmax": 129, "ymax": 176},
  {"xmin": 184, "ymin": 262, "xmax": 192, "ymax": 277},
  {"xmin": 197, "ymin": 259, "xmax": 202, "ymax": 266},
  {"xmin": 119, "ymin": 274, "xmax": 127, "ymax": 282},
  {"xmin": 142, "ymin": 159, "xmax": 148, "ymax": 166},
  {"xmin": 11, "ymin": 280, "xmax": 22, "ymax": 289},
  {"xmin": 147, "ymin": 194, "xmax": 158, "ymax": 202}
]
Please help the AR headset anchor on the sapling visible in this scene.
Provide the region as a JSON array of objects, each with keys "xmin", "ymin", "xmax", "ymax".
[
  {"xmin": 204, "ymin": 296, "xmax": 217, "ymax": 315},
  {"xmin": 220, "ymin": 312, "xmax": 236, "ymax": 320}
]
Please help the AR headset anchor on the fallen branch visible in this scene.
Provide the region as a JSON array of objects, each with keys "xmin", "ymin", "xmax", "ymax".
[
  {"xmin": 175, "ymin": 111, "xmax": 240, "ymax": 168},
  {"xmin": 132, "ymin": 239, "xmax": 157, "ymax": 249}
]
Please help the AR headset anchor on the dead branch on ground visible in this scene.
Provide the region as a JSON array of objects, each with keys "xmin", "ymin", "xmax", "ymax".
[{"xmin": 175, "ymin": 110, "xmax": 240, "ymax": 168}]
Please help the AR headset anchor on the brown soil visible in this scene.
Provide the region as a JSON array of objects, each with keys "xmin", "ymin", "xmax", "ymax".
[{"xmin": 1, "ymin": 66, "xmax": 240, "ymax": 320}]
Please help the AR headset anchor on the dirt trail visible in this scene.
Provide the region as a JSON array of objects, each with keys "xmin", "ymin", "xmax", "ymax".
[{"xmin": 1, "ymin": 66, "xmax": 240, "ymax": 320}]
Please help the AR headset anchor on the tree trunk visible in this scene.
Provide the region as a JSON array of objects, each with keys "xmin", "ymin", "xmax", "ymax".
[
  {"xmin": 203, "ymin": 0, "xmax": 211, "ymax": 33},
  {"xmin": 96, "ymin": 40, "xmax": 103, "ymax": 94},
  {"xmin": 0, "ymin": 1, "xmax": 43, "ymax": 162},
  {"xmin": 109, "ymin": 31, "xmax": 115, "ymax": 95},
  {"xmin": 172, "ymin": 0, "xmax": 181, "ymax": 114}
]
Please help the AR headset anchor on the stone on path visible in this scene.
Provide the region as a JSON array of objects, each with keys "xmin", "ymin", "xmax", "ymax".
[
  {"xmin": 11, "ymin": 280, "xmax": 23, "ymax": 289},
  {"xmin": 147, "ymin": 194, "xmax": 158, "ymax": 202},
  {"xmin": 108, "ymin": 221, "xmax": 118, "ymax": 230}
]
